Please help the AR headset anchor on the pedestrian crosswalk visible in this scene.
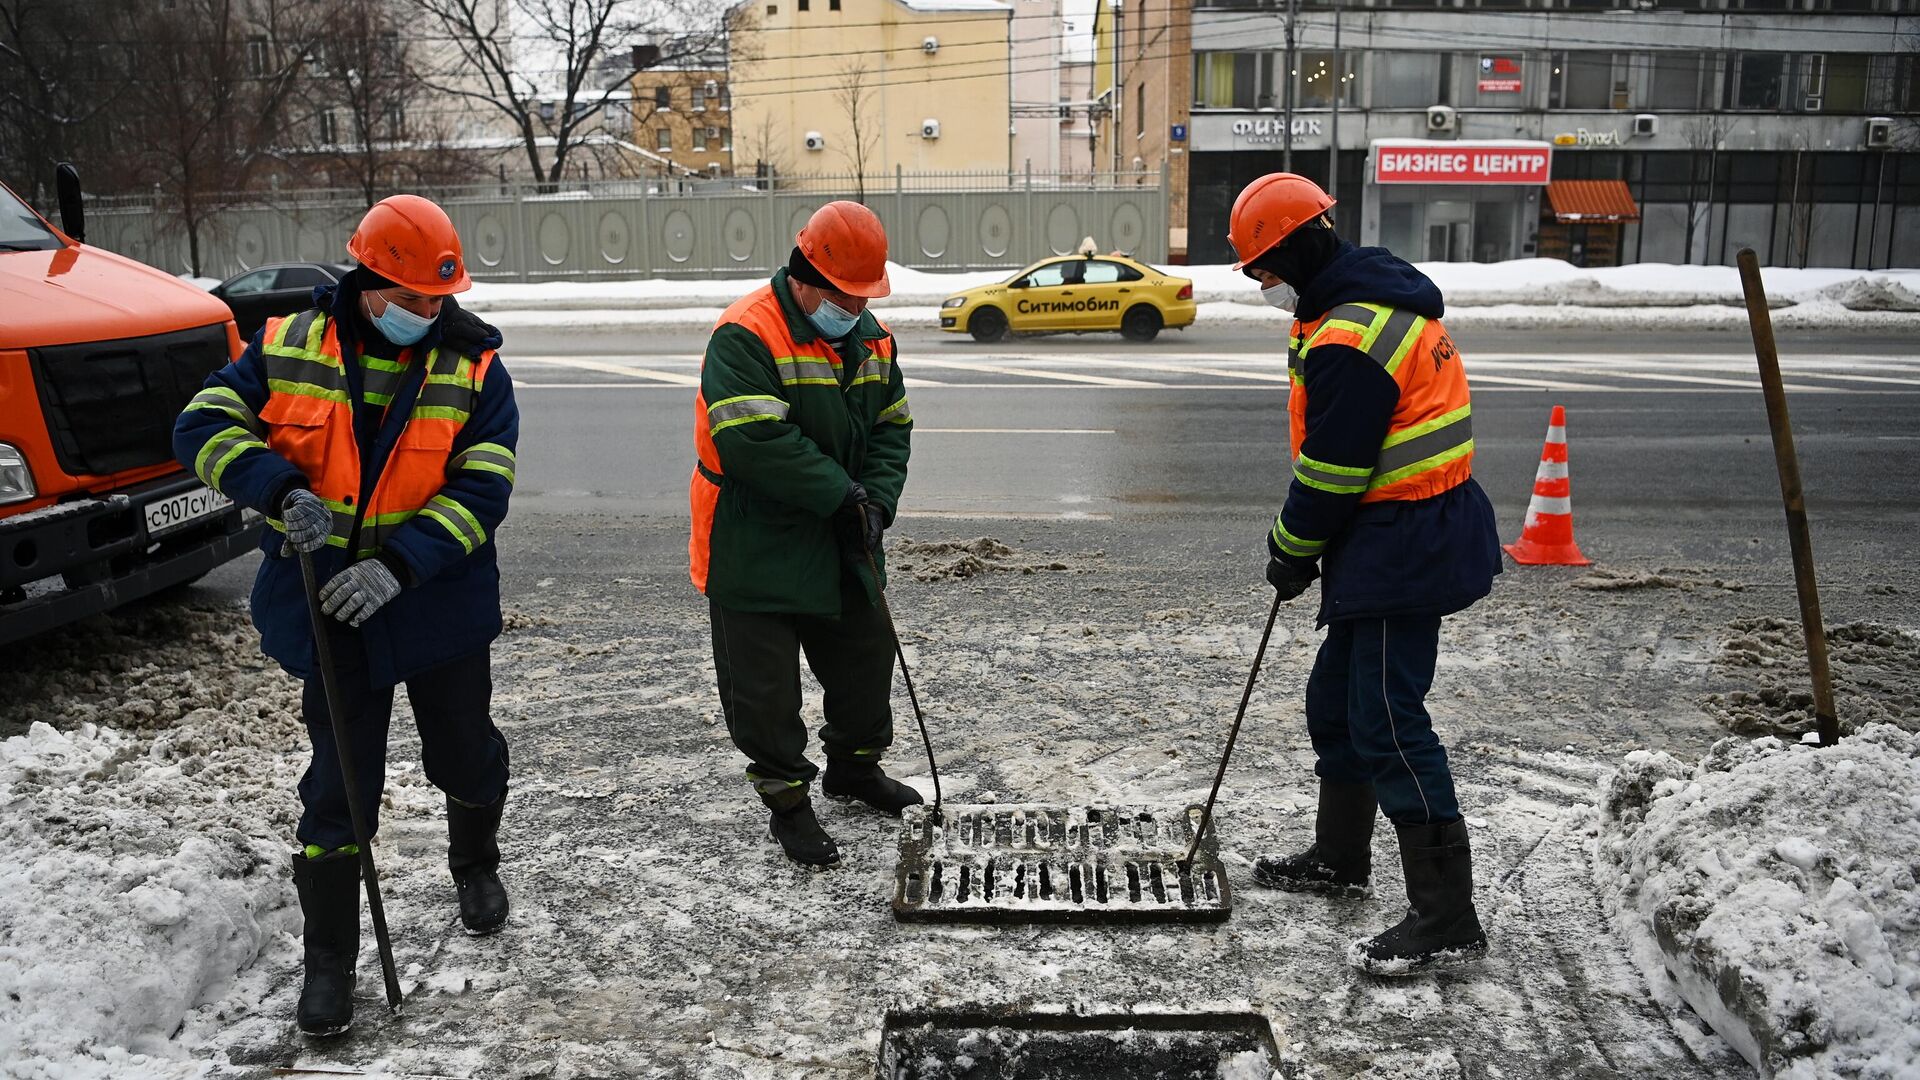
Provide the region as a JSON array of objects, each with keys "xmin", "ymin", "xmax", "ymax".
[{"xmin": 509, "ymin": 350, "xmax": 1920, "ymax": 394}]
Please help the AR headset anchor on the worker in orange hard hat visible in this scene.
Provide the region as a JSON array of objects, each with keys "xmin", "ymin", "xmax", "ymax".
[
  {"xmin": 174, "ymin": 193, "xmax": 519, "ymax": 1036},
  {"xmin": 1228, "ymin": 173, "xmax": 1501, "ymax": 976},
  {"xmin": 689, "ymin": 200, "xmax": 920, "ymax": 869}
]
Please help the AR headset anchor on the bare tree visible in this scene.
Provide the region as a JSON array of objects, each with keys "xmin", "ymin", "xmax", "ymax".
[
  {"xmin": 125, "ymin": 0, "xmax": 320, "ymax": 275},
  {"xmin": 1678, "ymin": 117, "xmax": 1725, "ymax": 266},
  {"xmin": 0, "ymin": 0, "xmax": 143, "ymax": 201},
  {"xmin": 732, "ymin": 108, "xmax": 790, "ymax": 188},
  {"xmin": 401, "ymin": 0, "xmax": 731, "ymax": 185},
  {"xmin": 830, "ymin": 60, "xmax": 881, "ymax": 202}
]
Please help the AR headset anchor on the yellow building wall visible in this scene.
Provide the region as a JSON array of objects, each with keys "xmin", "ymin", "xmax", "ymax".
[{"xmin": 730, "ymin": 0, "xmax": 1012, "ymax": 177}]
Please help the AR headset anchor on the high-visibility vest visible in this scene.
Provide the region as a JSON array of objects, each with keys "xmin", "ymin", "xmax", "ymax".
[
  {"xmin": 1288, "ymin": 302, "xmax": 1474, "ymax": 504},
  {"xmin": 257, "ymin": 309, "xmax": 499, "ymax": 558},
  {"xmin": 688, "ymin": 286, "xmax": 899, "ymax": 593}
]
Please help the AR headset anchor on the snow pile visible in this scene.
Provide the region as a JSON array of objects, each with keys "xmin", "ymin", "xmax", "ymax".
[
  {"xmin": 0, "ymin": 602, "xmax": 308, "ymax": 1079},
  {"xmin": 1597, "ymin": 725, "xmax": 1920, "ymax": 1078},
  {"xmin": 1704, "ymin": 619, "xmax": 1920, "ymax": 738}
]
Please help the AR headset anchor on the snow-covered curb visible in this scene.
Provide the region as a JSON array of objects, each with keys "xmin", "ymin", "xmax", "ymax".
[{"xmin": 1596, "ymin": 725, "xmax": 1920, "ymax": 1079}]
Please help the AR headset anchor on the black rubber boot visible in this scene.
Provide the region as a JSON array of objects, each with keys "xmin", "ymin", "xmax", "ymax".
[
  {"xmin": 761, "ymin": 784, "xmax": 841, "ymax": 868},
  {"xmin": 821, "ymin": 757, "xmax": 924, "ymax": 816},
  {"xmin": 1349, "ymin": 818, "xmax": 1488, "ymax": 976},
  {"xmin": 291, "ymin": 849, "xmax": 360, "ymax": 1037},
  {"xmin": 1251, "ymin": 779, "xmax": 1376, "ymax": 898},
  {"xmin": 448, "ymin": 792, "xmax": 509, "ymax": 936}
]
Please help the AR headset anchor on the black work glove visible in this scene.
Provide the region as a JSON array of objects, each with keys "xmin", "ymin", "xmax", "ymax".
[
  {"xmin": 1265, "ymin": 556, "xmax": 1319, "ymax": 602},
  {"xmin": 437, "ymin": 296, "xmax": 499, "ymax": 356},
  {"xmin": 834, "ymin": 481, "xmax": 884, "ymax": 561}
]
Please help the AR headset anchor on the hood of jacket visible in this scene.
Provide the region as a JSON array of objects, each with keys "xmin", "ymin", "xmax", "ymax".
[{"xmin": 1295, "ymin": 243, "xmax": 1445, "ymax": 324}]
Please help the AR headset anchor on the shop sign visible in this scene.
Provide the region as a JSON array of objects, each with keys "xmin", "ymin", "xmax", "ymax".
[
  {"xmin": 1373, "ymin": 141, "xmax": 1552, "ymax": 185},
  {"xmin": 1552, "ymin": 129, "xmax": 1622, "ymax": 148},
  {"xmin": 1478, "ymin": 55, "xmax": 1523, "ymax": 94},
  {"xmin": 1230, "ymin": 117, "xmax": 1323, "ymax": 143}
]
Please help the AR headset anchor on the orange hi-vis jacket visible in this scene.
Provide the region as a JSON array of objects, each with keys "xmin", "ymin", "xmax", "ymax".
[
  {"xmin": 255, "ymin": 308, "xmax": 501, "ymax": 558},
  {"xmin": 1286, "ymin": 302, "xmax": 1473, "ymax": 507}
]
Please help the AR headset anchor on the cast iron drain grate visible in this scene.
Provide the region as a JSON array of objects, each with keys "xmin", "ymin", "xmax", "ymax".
[
  {"xmin": 878, "ymin": 1010, "xmax": 1281, "ymax": 1079},
  {"xmin": 891, "ymin": 804, "xmax": 1231, "ymax": 924}
]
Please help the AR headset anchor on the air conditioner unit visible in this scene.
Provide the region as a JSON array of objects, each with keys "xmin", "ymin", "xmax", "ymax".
[
  {"xmin": 1633, "ymin": 113, "xmax": 1658, "ymax": 137},
  {"xmin": 1866, "ymin": 117, "xmax": 1893, "ymax": 148},
  {"xmin": 1426, "ymin": 105, "xmax": 1456, "ymax": 134},
  {"xmin": 708, "ymin": 163, "xmax": 723, "ymax": 177},
  {"xmin": 921, "ymin": 118, "xmax": 941, "ymax": 139},
  {"xmin": 705, "ymin": 80, "xmax": 719, "ymax": 97},
  {"xmin": 1803, "ymin": 95, "xmax": 1823, "ymax": 112},
  {"xmin": 804, "ymin": 130, "xmax": 826, "ymax": 151},
  {"xmin": 1058, "ymin": 104, "xmax": 1073, "ymax": 121},
  {"xmin": 922, "ymin": 35, "xmax": 939, "ymax": 54}
]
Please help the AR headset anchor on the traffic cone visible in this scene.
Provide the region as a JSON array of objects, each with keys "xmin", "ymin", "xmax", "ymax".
[{"xmin": 1504, "ymin": 405, "xmax": 1590, "ymax": 566}]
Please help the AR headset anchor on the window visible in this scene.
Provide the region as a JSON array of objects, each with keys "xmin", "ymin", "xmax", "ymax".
[
  {"xmin": 1135, "ymin": 83, "xmax": 1145, "ymax": 135},
  {"xmin": 384, "ymin": 102, "xmax": 405, "ymax": 139},
  {"xmin": 1193, "ymin": 52, "xmax": 1277, "ymax": 109},
  {"xmin": 1370, "ymin": 52, "xmax": 1443, "ymax": 108},
  {"xmin": 1729, "ymin": 52, "xmax": 1786, "ymax": 110},
  {"xmin": 799, "ymin": 0, "xmax": 809, "ymax": 10},
  {"xmin": 656, "ymin": 126, "xmax": 673, "ymax": 151},
  {"xmin": 305, "ymin": 43, "xmax": 328, "ymax": 76},
  {"xmin": 720, "ymin": 126, "xmax": 731, "ymax": 150},
  {"xmin": 316, "ymin": 110, "xmax": 338, "ymax": 145},
  {"xmin": 1821, "ymin": 53, "xmax": 1871, "ymax": 112},
  {"xmin": 276, "ymin": 266, "xmax": 335, "ymax": 289},
  {"xmin": 1083, "ymin": 260, "xmax": 1143, "ymax": 284},
  {"xmin": 1019, "ymin": 261, "xmax": 1076, "ymax": 287},
  {"xmin": 223, "ymin": 269, "xmax": 278, "ymax": 296},
  {"xmin": 247, "ymin": 37, "xmax": 269, "ymax": 77},
  {"xmin": 695, "ymin": 126, "xmax": 708, "ymax": 150},
  {"xmin": 655, "ymin": 85, "xmax": 671, "ymax": 109},
  {"xmin": 1297, "ymin": 51, "xmax": 1358, "ymax": 108},
  {"xmin": 693, "ymin": 85, "xmax": 707, "ymax": 111},
  {"xmin": 720, "ymin": 86, "xmax": 732, "ymax": 111},
  {"xmin": 830, "ymin": 0, "xmax": 840, "ymax": 9},
  {"xmin": 1551, "ymin": 51, "xmax": 1615, "ymax": 109},
  {"xmin": 1647, "ymin": 52, "xmax": 1707, "ymax": 110}
]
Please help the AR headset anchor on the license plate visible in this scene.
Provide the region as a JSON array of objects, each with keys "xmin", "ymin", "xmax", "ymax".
[{"xmin": 144, "ymin": 485, "xmax": 234, "ymax": 538}]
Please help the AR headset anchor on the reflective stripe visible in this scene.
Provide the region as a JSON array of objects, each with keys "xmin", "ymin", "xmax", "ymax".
[
  {"xmin": 1373, "ymin": 406, "xmax": 1473, "ymax": 479},
  {"xmin": 420, "ymin": 494, "xmax": 485, "ymax": 553},
  {"xmin": 1293, "ymin": 453, "xmax": 1371, "ymax": 495},
  {"xmin": 184, "ymin": 386, "xmax": 262, "ymax": 435},
  {"xmin": 450, "ymin": 442, "xmax": 517, "ymax": 484},
  {"xmin": 850, "ymin": 356, "xmax": 891, "ymax": 386},
  {"xmin": 1528, "ymin": 495, "xmax": 1573, "ymax": 515},
  {"xmin": 775, "ymin": 356, "xmax": 839, "ymax": 386},
  {"xmin": 416, "ymin": 383, "xmax": 477, "ymax": 414},
  {"xmin": 1363, "ymin": 309, "xmax": 1424, "ymax": 374},
  {"xmin": 1271, "ymin": 516, "xmax": 1326, "ymax": 558},
  {"xmin": 877, "ymin": 395, "xmax": 912, "ymax": 425},
  {"xmin": 282, "ymin": 310, "xmax": 322, "ymax": 352},
  {"xmin": 266, "ymin": 378, "xmax": 350, "ymax": 404},
  {"xmin": 707, "ymin": 394, "xmax": 791, "ymax": 433},
  {"xmin": 193, "ymin": 426, "xmax": 268, "ymax": 491},
  {"xmin": 1533, "ymin": 459, "xmax": 1569, "ymax": 481}
]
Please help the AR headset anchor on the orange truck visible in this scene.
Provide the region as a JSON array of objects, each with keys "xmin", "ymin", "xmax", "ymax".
[{"xmin": 0, "ymin": 165, "xmax": 263, "ymax": 645}]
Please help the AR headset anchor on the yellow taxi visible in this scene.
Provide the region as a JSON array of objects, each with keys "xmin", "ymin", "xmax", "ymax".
[{"xmin": 938, "ymin": 253, "xmax": 1196, "ymax": 343}]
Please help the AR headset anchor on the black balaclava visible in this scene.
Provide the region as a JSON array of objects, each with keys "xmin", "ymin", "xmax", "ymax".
[
  {"xmin": 350, "ymin": 265, "xmax": 399, "ymax": 293},
  {"xmin": 1249, "ymin": 219, "xmax": 1343, "ymax": 292},
  {"xmin": 786, "ymin": 245, "xmax": 834, "ymax": 290}
]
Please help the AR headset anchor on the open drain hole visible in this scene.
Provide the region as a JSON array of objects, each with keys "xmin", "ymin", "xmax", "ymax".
[{"xmin": 879, "ymin": 1010, "xmax": 1282, "ymax": 1079}]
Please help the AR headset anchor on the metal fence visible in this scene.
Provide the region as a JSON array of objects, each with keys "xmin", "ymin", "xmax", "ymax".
[{"xmin": 84, "ymin": 168, "xmax": 1170, "ymax": 281}]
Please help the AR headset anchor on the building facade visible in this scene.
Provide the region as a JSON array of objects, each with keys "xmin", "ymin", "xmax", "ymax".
[
  {"xmin": 1094, "ymin": 0, "xmax": 1196, "ymax": 256},
  {"xmin": 1012, "ymin": 0, "xmax": 1067, "ymax": 172},
  {"xmin": 728, "ymin": 0, "xmax": 1013, "ymax": 179},
  {"xmin": 630, "ymin": 62, "xmax": 736, "ymax": 177},
  {"xmin": 1159, "ymin": 1, "xmax": 1917, "ymax": 267}
]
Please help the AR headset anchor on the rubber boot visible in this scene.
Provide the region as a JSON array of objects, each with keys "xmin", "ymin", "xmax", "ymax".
[
  {"xmin": 1251, "ymin": 779, "xmax": 1376, "ymax": 898},
  {"xmin": 448, "ymin": 792, "xmax": 509, "ymax": 936},
  {"xmin": 291, "ymin": 849, "xmax": 360, "ymax": 1037},
  {"xmin": 822, "ymin": 757, "xmax": 924, "ymax": 816},
  {"xmin": 761, "ymin": 784, "xmax": 841, "ymax": 868},
  {"xmin": 1348, "ymin": 818, "xmax": 1488, "ymax": 976}
]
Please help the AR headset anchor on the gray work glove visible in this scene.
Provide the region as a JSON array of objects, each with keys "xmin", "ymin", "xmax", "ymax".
[
  {"xmin": 318, "ymin": 559, "xmax": 402, "ymax": 627},
  {"xmin": 279, "ymin": 488, "xmax": 332, "ymax": 556}
]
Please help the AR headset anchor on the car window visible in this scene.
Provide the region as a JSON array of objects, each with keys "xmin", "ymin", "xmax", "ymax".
[
  {"xmin": 1021, "ymin": 262, "xmax": 1069, "ymax": 288},
  {"xmin": 223, "ymin": 269, "xmax": 278, "ymax": 295},
  {"xmin": 1084, "ymin": 260, "xmax": 1141, "ymax": 284},
  {"xmin": 0, "ymin": 185, "xmax": 60, "ymax": 250},
  {"xmin": 274, "ymin": 265, "xmax": 333, "ymax": 289}
]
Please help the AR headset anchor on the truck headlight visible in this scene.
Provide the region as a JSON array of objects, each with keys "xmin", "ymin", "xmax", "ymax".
[
  {"xmin": 0, "ymin": 443, "xmax": 34, "ymax": 505},
  {"xmin": 942, "ymin": 297, "xmax": 966, "ymax": 309}
]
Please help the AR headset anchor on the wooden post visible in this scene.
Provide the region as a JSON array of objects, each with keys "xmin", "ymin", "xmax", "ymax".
[{"xmin": 1736, "ymin": 249, "xmax": 1839, "ymax": 746}]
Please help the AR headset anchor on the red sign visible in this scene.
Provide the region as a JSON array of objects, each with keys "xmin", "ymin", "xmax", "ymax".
[
  {"xmin": 1478, "ymin": 54, "xmax": 1523, "ymax": 93},
  {"xmin": 1373, "ymin": 142, "xmax": 1553, "ymax": 186}
]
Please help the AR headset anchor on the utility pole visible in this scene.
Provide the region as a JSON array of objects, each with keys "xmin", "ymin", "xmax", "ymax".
[
  {"xmin": 1328, "ymin": 0, "xmax": 1341, "ymax": 205},
  {"xmin": 1282, "ymin": 0, "xmax": 1298, "ymax": 173}
]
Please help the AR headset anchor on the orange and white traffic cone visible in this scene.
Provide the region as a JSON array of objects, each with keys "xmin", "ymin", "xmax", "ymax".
[{"xmin": 1504, "ymin": 405, "xmax": 1590, "ymax": 566}]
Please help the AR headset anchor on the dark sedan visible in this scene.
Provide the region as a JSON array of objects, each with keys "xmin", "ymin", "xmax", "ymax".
[{"xmin": 212, "ymin": 262, "xmax": 353, "ymax": 340}]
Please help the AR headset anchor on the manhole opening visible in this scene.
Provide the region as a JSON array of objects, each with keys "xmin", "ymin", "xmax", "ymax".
[
  {"xmin": 879, "ymin": 1010, "xmax": 1280, "ymax": 1080},
  {"xmin": 892, "ymin": 804, "xmax": 1231, "ymax": 924}
]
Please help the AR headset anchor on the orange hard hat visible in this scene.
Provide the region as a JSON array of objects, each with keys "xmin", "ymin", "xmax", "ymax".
[
  {"xmin": 346, "ymin": 194, "xmax": 471, "ymax": 295},
  {"xmin": 1228, "ymin": 173, "xmax": 1336, "ymax": 270},
  {"xmin": 796, "ymin": 201, "xmax": 890, "ymax": 299}
]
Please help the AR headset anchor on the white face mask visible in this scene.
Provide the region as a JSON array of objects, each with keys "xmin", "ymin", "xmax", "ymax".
[{"xmin": 1260, "ymin": 281, "xmax": 1297, "ymax": 312}]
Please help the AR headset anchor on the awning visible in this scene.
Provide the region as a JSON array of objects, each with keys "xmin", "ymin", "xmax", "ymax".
[{"xmin": 1546, "ymin": 180, "xmax": 1640, "ymax": 223}]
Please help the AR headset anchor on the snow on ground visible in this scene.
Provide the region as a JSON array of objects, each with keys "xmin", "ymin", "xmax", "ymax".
[{"xmin": 1598, "ymin": 726, "xmax": 1920, "ymax": 1078}]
